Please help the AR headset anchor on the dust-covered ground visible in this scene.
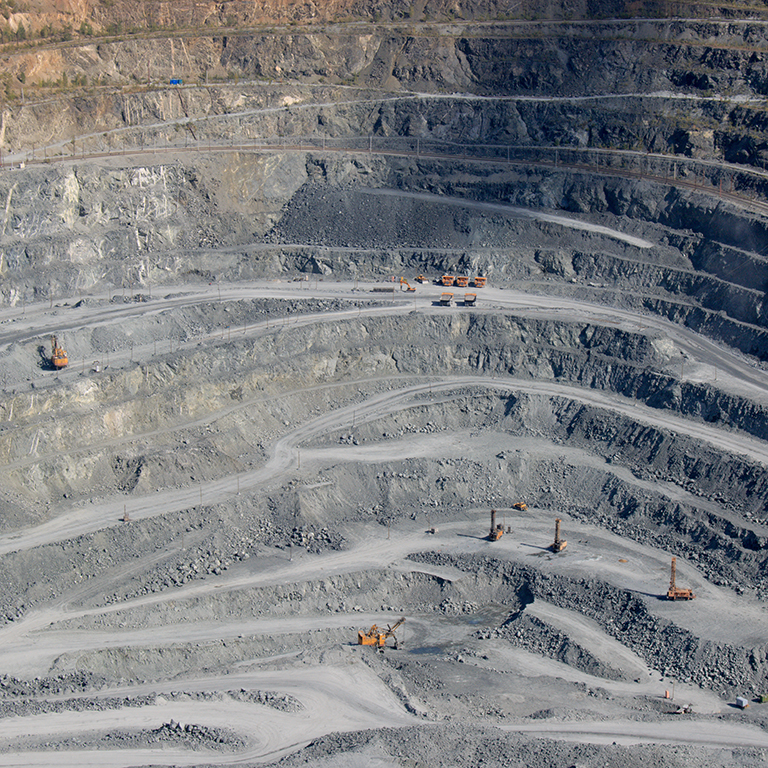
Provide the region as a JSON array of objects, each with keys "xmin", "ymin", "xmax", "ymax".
[
  {"xmin": 3, "ymin": 0, "xmax": 768, "ymax": 760},
  {"xmin": 0, "ymin": 271, "xmax": 767, "ymax": 767}
]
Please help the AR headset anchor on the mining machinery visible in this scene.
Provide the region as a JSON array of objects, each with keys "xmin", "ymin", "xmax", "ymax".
[
  {"xmin": 666, "ymin": 557, "xmax": 695, "ymax": 600},
  {"xmin": 358, "ymin": 616, "xmax": 406, "ymax": 649},
  {"xmin": 455, "ymin": 275, "xmax": 469, "ymax": 288},
  {"xmin": 551, "ymin": 518, "xmax": 567, "ymax": 552},
  {"xmin": 400, "ymin": 277, "xmax": 416, "ymax": 292},
  {"xmin": 50, "ymin": 335, "xmax": 68, "ymax": 369},
  {"xmin": 440, "ymin": 292, "xmax": 454, "ymax": 306},
  {"xmin": 512, "ymin": 502, "xmax": 527, "ymax": 511},
  {"xmin": 473, "ymin": 276, "xmax": 487, "ymax": 288},
  {"xmin": 489, "ymin": 509, "xmax": 504, "ymax": 541},
  {"xmin": 464, "ymin": 293, "xmax": 477, "ymax": 306},
  {"xmin": 441, "ymin": 275, "xmax": 456, "ymax": 286}
]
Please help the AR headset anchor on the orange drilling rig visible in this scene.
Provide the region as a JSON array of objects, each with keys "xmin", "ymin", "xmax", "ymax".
[
  {"xmin": 551, "ymin": 518, "xmax": 567, "ymax": 552},
  {"xmin": 489, "ymin": 509, "xmax": 504, "ymax": 541},
  {"xmin": 50, "ymin": 335, "xmax": 68, "ymax": 369},
  {"xmin": 358, "ymin": 616, "xmax": 406, "ymax": 649},
  {"xmin": 666, "ymin": 557, "xmax": 695, "ymax": 600}
]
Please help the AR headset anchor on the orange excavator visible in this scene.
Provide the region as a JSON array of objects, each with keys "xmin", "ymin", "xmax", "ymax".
[
  {"xmin": 358, "ymin": 616, "xmax": 406, "ymax": 649},
  {"xmin": 50, "ymin": 335, "xmax": 68, "ymax": 369},
  {"xmin": 400, "ymin": 277, "xmax": 416, "ymax": 292}
]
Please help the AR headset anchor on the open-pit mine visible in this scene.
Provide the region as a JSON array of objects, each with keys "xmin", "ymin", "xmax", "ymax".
[{"xmin": 1, "ymin": 1, "xmax": 768, "ymax": 765}]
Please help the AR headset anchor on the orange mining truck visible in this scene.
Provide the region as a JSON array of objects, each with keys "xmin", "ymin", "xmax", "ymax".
[
  {"xmin": 441, "ymin": 275, "xmax": 456, "ymax": 286},
  {"xmin": 455, "ymin": 276, "xmax": 469, "ymax": 288},
  {"xmin": 473, "ymin": 276, "xmax": 487, "ymax": 288},
  {"xmin": 464, "ymin": 293, "xmax": 477, "ymax": 306}
]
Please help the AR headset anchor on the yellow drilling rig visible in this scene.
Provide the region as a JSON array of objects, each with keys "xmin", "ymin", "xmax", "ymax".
[
  {"xmin": 489, "ymin": 509, "xmax": 504, "ymax": 541},
  {"xmin": 551, "ymin": 518, "xmax": 567, "ymax": 553},
  {"xmin": 666, "ymin": 557, "xmax": 695, "ymax": 600}
]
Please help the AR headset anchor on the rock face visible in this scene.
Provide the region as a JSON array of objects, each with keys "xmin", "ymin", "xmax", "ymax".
[
  {"xmin": 2, "ymin": 6, "xmax": 768, "ymax": 768},
  {"xmin": 1, "ymin": 4, "xmax": 767, "ymax": 376},
  {"xmin": 2, "ymin": 305, "xmax": 767, "ymax": 614},
  {"xmin": 7, "ymin": 25, "xmax": 768, "ymax": 149},
  {"xmin": 413, "ymin": 551, "xmax": 768, "ymax": 697},
  {"xmin": 17, "ymin": 0, "xmax": 636, "ymax": 32},
  {"xmin": 492, "ymin": 611, "xmax": 631, "ymax": 681},
  {"xmin": 2, "ymin": 152, "xmax": 768, "ymax": 370}
]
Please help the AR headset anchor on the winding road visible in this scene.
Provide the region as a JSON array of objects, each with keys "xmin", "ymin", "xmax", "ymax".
[{"xmin": 1, "ymin": 278, "xmax": 768, "ymax": 765}]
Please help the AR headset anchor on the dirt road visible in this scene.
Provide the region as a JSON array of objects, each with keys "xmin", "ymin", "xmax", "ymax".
[{"xmin": 1, "ymin": 278, "xmax": 767, "ymax": 766}]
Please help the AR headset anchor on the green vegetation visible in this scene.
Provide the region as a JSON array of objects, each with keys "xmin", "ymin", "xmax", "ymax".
[
  {"xmin": 0, "ymin": 0, "xmax": 29, "ymax": 20},
  {"xmin": 2, "ymin": 72, "xmax": 14, "ymax": 98}
]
